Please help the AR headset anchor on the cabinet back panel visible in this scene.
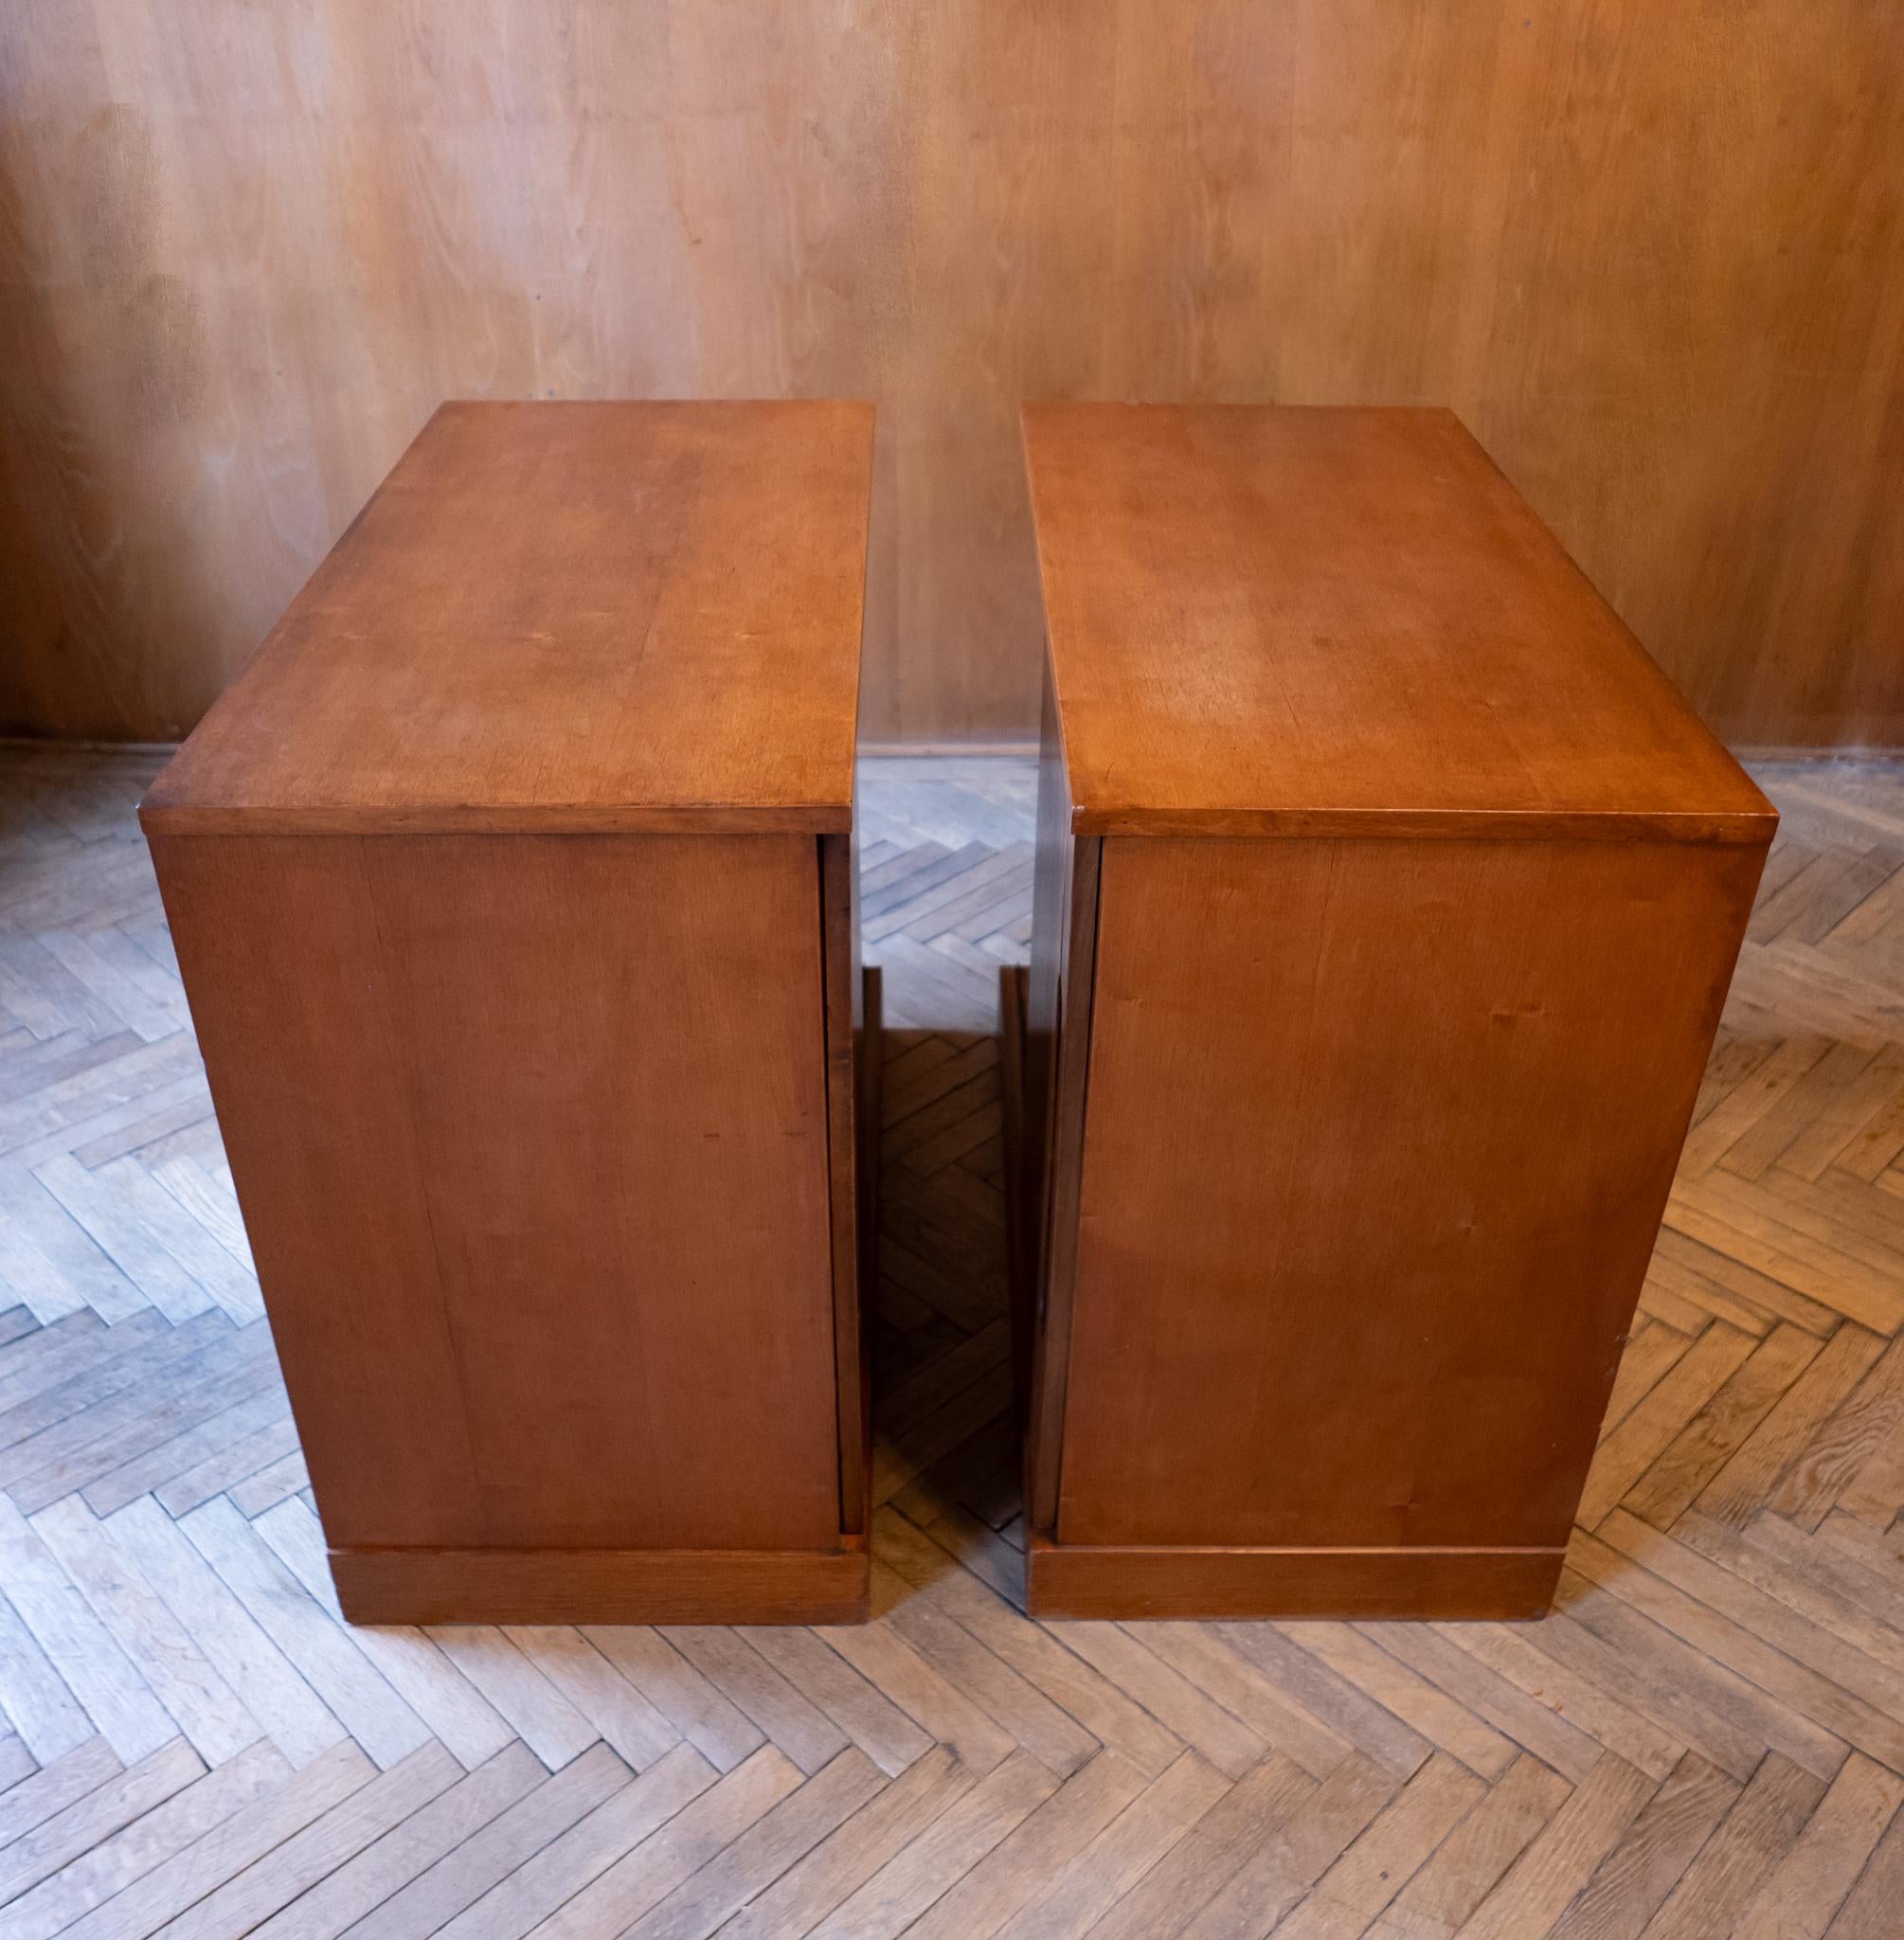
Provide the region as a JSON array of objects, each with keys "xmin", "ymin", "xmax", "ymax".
[
  {"xmin": 152, "ymin": 831, "xmax": 842, "ymax": 1552},
  {"xmin": 1057, "ymin": 833, "xmax": 1763, "ymax": 1550}
]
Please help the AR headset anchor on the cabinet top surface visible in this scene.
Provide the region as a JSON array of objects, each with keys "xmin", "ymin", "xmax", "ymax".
[
  {"xmin": 143, "ymin": 401, "xmax": 873, "ymax": 835},
  {"xmin": 1023, "ymin": 404, "xmax": 1773, "ymax": 842}
]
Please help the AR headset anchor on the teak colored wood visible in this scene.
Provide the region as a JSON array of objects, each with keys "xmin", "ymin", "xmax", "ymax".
[
  {"xmin": 1015, "ymin": 404, "xmax": 1777, "ymax": 1621},
  {"xmin": 142, "ymin": 401, "xmax": 876, "ymax": 1625}
]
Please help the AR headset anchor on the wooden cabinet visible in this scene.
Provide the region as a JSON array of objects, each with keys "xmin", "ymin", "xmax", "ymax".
[
  {"xmin": 142, "ymin": 401, "xmax": 876, "ymax": 1624},
  {"xmin": 1013, "ymin": 404, "xmax": 1776, "ymax": 1620}
]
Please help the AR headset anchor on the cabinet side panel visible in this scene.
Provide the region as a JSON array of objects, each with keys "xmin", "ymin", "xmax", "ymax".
[
  {"xmin": 820, "ymin": 830, "xmax": 867, "ymax": 1534},
  {"xmin": 151, "ymin": 834, "xmax": 480, "ymax": 1547},
  {"xmin": 1024, "ymin": 665, "xmax": 1100, "ymax": 1530},
  {"xmin": 153, "ymin": 832, "xmax": 841, "ymax": 1553},
  {"xmin": 1060, "ymin": 834, "xmax": 1766, "ymax": 1551},
  {"xmin": 1023, "ymin": 670, "xmax": 1070, "ymax": 1245}
]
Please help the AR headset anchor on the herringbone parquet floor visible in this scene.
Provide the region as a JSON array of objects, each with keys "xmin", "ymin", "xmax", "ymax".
[{"xmin": 0, "ymin": 745, "xmax": 1901, "ymax": 1938}]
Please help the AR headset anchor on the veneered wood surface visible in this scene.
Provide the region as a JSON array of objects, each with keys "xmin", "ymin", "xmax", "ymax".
[
  {"xmin": 1054, "ymin": 835, "xmax": 1767, "ymax": 1555},
  {"xmin": 151, "ymin": 830, "xmax": 845, "ymax": 1556},
  {"xmin": 6, "ymin": 5, "xmax": 1901, "ymax": 751},
  {"xmin": 1024, "ymin": 1533, "xmax": 1563, "ymax": 1623},
  {"xmin": 821, "ymin": 831, "xmax": 867, "ymax": 1536},
  {"xmin": 852, "ymin": 964, "xmax": 883, "ymax": 1534},
  {"xmin": 1022, "ymin": 669, "xmax": 1100, "ymax": 1534},
  {"xmin": 141, "ymin": 402, "xmax": 871, "ymax": 835},
  {"xmin": 330, "ymin": 1543, "xmax": 870, "ymax": 1626},
  {"xmin": 1024, "ymin": 405, "xmax": 1777, "ymax": 841},
  {"xmin": 998, "ymin": 963, "xmax": 1033, "ymax": 1416}
]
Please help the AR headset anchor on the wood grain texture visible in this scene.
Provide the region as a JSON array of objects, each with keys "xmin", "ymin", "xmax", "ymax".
[
  {"xmin": 853, "ymin": 964, "xmax": 884, "ymax": 1534},
  {"xmin": 133, "ymin": 401, "xmax": 875, "ymax": 1621},
  {"xmin": 1058, "ymin": 835, "xmax": 1765, "ymax": 1554},
  {"xmin": 998, "ymin": 962, "xmax": 1033, "ymax": 1414},
  {"xmin": 822, "ymin": 833, "xmax": 869, "ymax": 1537},
  {"xmin": 151, "ymin": 833, "xmax": 848, "ymax": 1563},
  {"xmin": 139, "ymin": 402, "xmax": 871, "ymax": 835},
  {"xmin": 1023, "ymin": 405, "xmax": 1776, "ymax": 842},
  {"xmin": 4, "ymin": 745, "xmax": 1904, "ymax": 1934},
  {"xmin": 1019, "ymin": 406, "xmax": 1773, "ymax": 1616},
  {"xmin": 3, "ymin": 4, "xmax": 1901, "ymax": 748},
  {"xmin": 1021, "ymin": 702, "xmax": 1100, "ymax": 1536},
  {"xmin": 328, "ymin": 1543, "xmax": 871, "ymax": 1626},
  {"xmin": 1024, "ymin": 1533, "xmax": 1564, "ymax": 1623}
]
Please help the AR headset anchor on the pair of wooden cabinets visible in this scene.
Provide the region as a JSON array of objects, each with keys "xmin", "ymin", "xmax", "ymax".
[{"xmin": 142, "ymin": 402, "xmax": 1772, "ymax": 1626}]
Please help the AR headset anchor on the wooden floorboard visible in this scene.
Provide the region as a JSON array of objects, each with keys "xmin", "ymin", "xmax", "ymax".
[{"xmin": 0, "ymin": 745, "xmax": 1901, "ymax": 1935}]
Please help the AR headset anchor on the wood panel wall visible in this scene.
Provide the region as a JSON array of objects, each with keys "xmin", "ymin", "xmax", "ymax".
[{"xmin": 3, "ymin": 2, "xmax": 1900, "ymax": 748}]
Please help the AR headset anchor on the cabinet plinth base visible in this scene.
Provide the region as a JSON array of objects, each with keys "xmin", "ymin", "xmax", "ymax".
[
  {"xmin": 1024, "ymin": 1531, "xmax": 1564, "ymax": 1621},
  {"xmin": 331, "ymin": 1543, "xmax": 871, "ymax": 1626}
]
